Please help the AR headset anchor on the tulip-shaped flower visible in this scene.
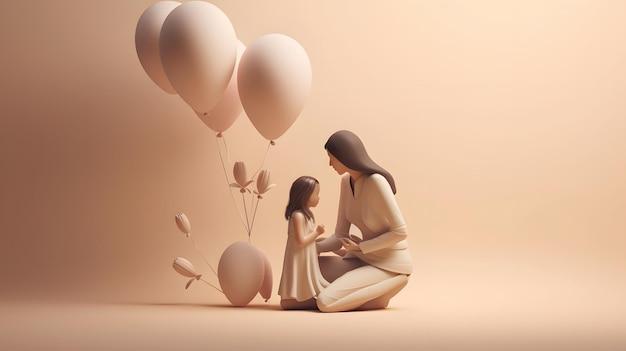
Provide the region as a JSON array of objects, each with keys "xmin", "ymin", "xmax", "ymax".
[
  {"xmin": 229, "ymin": 161, "xmax": 253, "ymax": 193},
  {"xmin": 253, "ymin": 170, "xmax": 276, "ymax": 199},
  {"xmin": 172, "ymin": 257, "xmax": 202, "ymax": 289},
  {"xmin": 173, "ymin": 212, "xmax": 218, "ymax": 277},
  {"xmin": 175, "ymin": 213, "xmax": 191, "ymax": 237}
]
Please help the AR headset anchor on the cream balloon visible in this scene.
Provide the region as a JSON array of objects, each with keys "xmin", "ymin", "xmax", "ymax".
[
  {"xmin": 160, "ymin": 1, "xmax": 237, "ymax": 113},
  {"xmin": 135, "ymin": 1, "xmax": 181, "ymax": 94},
  {"xmin": 218, "ymin": 241, "xmax": 264, "ymax": 307},
  {"xmin": 256, "ymin": 246, "xmax": 273, "ymax": 302},
  {"xmin": 238, "ymin": 33, "xmax": 312, "ymax": 141},
  {"xmin": 195, "ymin": 40, "xmax": 246, "ymax": 132}
]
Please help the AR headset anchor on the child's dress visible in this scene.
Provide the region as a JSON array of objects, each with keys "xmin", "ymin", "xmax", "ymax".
[{"xmin": 278, "ymin": 211, "xmax": 329, "ymax": 301}]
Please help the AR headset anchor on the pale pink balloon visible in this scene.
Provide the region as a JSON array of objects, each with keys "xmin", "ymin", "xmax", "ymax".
[
  {"xmin": 160, "ymin": 1, "xmax": 237, "ymax": 113},
  {"xmin": 135, "ymin": 1, "xmax": 181, "ymax": 94},
  {"xmin": 195, "ymin": 40, "xmax": 246, "ymax": 132},
  {"xmin": 238, "ymin": 34, "xmax": 312, "ymax": 141},
  {"xmin": 218, "ymin": 241, "xmax": 264, "ymax": 307}
]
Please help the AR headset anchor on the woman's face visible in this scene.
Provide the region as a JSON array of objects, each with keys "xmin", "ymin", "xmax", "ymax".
[{"xmin": 328, "ymin": 151, "xmax": 349, "ymax": 175}]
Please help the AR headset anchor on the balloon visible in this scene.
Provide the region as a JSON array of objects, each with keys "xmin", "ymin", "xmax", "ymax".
[
  {"xmin": 257, "ymin": 247, "xmax": 273, "ymax": 302},
  {"xmin": 238, "ymin": 33, "xmax": 312, "ymax": 141},
  {"xmin": 195, "ymin": 40, "xmax": 246, "ymax": 132},
  {"xmin": 218, "ymin": 241, "xmax": 264, "ymax": 307},
  {"xmin": 160, "ymin": 1, "xmax": 237, "ymax": 113},
  {"xmin": 135, "ymin": 1, "xmax": 181, "ymax": 94}
]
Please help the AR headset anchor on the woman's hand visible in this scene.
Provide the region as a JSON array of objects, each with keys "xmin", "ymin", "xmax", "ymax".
[
  {"xmin": 332, "ymin": 248, "xmax": 348, "ymax": 257},
  {"xmin": 339, "ymin": 238, "xmax": 360, "ymax": 251}
]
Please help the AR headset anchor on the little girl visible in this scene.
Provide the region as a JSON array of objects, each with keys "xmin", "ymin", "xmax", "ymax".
[{"xmin": 278, "ymin": 176, "xmax": 330, "ymax": 310}]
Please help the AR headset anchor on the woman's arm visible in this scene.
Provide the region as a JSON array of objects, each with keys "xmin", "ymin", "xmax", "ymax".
[{"xmin": 358, "ymin": 174, "xmax": 408, "ymax": 254}]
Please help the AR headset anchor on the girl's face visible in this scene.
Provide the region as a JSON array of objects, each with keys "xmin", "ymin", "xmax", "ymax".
[
  {"xmin": 307, "ymin": 183, "xmax": 320, "ymax": 208},
  {"xmin": 328, "ymin": 151, "xmax": 349, "ymax": 175}
]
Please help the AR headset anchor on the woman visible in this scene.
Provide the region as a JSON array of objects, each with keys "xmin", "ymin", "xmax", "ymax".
[{"xmin": 315, "ymin": 130, "xmax": 413, "ymax": 312}]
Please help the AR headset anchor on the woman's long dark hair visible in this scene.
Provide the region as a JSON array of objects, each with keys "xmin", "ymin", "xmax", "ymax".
[
  {"xmin": 324, "ymin": 130, "xmax": 396, "ymax": 194},
  {"xmin": 285, "ymin": 176, "xmax": 319, "ymax": 221}
]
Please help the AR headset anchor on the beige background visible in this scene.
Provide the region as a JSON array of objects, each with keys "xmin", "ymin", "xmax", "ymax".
[{"xmin": 1, "ymin": 0, "xmax": 625, "ymax": 348}]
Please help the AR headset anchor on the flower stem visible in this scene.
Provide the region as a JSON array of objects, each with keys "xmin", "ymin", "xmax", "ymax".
[
  {"xmin": 200, "ymin": 278, "xmax": 224, "ymax": 294},
  {"xmin": 189, "ymin": 236, "xmax": 217, "ymax": 277}
]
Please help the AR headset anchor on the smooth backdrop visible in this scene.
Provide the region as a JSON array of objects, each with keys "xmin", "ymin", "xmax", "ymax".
[{"xmin": 1, "ymin": 1, "xmax": 625, "ymax": 347}]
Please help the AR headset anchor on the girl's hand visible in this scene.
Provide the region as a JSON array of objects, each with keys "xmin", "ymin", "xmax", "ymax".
[{"xmin": 315, "ymin": 224, "xmax": 325, "ymax": 236}]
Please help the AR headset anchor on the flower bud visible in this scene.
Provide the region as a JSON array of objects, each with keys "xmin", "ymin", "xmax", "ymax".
[
  {"xmin": 253, "ymin": 170, "xmax": 276, "ymax": 198},
  {"xmin": 233, "ymin": 161, "xmax": 248, "ymax": 187},
  {"xmin": 230, "ymin": 161, "xmax": 253, "ymax": 191},
  {"xmin": 172, "ymin": 257, "xmax": 201, "ymax": 279},
  {"xmin": 175, "ymin": 213, "xmax": 191, "ymax": 236}
]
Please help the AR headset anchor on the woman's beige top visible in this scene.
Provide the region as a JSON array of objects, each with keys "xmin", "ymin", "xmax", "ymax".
[{"xmin": 331, "ymin": 173, "xmax": 413, "ymax": 275}]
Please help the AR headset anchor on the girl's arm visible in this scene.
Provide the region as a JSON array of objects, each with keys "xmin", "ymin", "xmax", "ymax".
[
  {"xmin": 292, "ymin": 212, "xmax": 325, "ymax": 248},
  {"xmin": 316, "ymin": 234, "xmax": 343, "ymax": 253}
]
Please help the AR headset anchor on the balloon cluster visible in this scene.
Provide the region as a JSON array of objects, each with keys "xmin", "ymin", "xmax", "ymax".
[
  {"xmin": 135, "ymin": 0, "xmax": 312, "ymax": 140},
  {"xmin": 135, "ymin": 1, "xmax": 311, "ymax": 306}
]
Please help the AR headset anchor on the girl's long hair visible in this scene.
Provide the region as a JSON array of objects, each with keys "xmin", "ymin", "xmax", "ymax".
[
  {"xmin": 285, "ymin": 176, "xmax": 319, "ymax": 221},
  {"xmin": 324, "ymin": 130, "xmax": 396, "ymax": 194}
]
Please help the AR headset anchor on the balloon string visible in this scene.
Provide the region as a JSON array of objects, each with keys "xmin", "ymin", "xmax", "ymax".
[
  {"xmin": 200, "ymin": 278, "xmax": 224, "ymax": 294},
  {"xmin": 241, "ymin": 192, "xmax": 251, "ymax": 241},
  {"xmin": 214, "ymin": 134, "xmax": 231, "ymax": 185},
  {"xmin": 213, "ymin": 135, "xmax": 273, "ymax": 241},
  {"xmin": 250, "ymin": 141, "xmax": 273, "ymax": 179},
  {"xmin": 214, "ymin": 134, "xmax": 249, "ymax": 234},
  {"xmin": 189, "ymin": 236, "xmax": 217, "ymax": 277},
  {"xmin": 221, "ymin": 133, "xmax": 233, "ymax": 165},
  {"xmin": 248, "ymin": 196, "xmax": 261, "ymax": 244},
  {"xmin": 247, "ymin": 141, "xmax": 272, "ymax": 241}
]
